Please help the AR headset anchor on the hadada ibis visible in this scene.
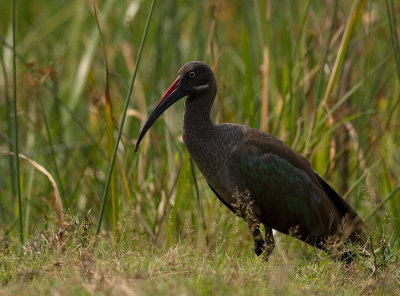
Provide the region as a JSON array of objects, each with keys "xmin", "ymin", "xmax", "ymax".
[{"xmin": 135, "ymin": 61, "xmax": 366, "ymax": 261}]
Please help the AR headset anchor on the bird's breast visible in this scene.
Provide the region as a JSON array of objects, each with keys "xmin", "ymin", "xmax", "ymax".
[{"xmin": 183, "ymin": 123, "xmax": 244, "ymax": 201}]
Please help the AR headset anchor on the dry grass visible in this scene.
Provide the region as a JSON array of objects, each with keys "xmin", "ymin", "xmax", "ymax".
[{"xmin": 0, "ymin": 213, "xmax": 399, "ymax": 296}]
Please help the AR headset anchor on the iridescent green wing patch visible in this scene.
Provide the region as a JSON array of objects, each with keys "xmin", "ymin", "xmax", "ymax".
[{"xmin": 232, "ymin": 153, "xmax": 322, "ymax": 232}]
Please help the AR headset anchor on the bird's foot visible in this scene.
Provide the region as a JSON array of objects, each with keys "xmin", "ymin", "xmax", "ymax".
[
  {"xmin": 254, "ymin": 242, "xmax": 264, "ymax": 257},
  {"xmin": 254, "ymin": 241, "xmax": 274, "ymax": 261}
]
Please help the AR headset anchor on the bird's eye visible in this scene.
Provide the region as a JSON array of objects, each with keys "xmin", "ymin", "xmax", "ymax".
[{"xmin": 189, "ymin": 71, "xmax": 196, "ymax": 78}]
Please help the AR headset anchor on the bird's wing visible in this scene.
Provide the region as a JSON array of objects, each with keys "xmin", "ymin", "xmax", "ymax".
[{"xmin": 226, "ymin": 128, "xmax": 359, "ymax": 240}]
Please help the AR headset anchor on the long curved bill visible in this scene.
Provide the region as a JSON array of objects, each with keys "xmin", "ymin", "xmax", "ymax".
[{"xmin": 134, "ymin": 75, "xmax": 185, "ymax": 152}]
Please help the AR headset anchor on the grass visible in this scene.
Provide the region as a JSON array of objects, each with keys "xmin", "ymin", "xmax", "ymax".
[
  {"xmin": 0, "ymin": 213, "xmax": 399, "ymax": 295},
  {"xmin": 1, "ymin": 0, "xmax": 400, "ymax": 294}
]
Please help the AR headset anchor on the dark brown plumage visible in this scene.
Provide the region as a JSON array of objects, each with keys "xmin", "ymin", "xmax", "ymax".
[{"xmin": 135, "ymin": 61, "xmax": 366, "ymax": 261}]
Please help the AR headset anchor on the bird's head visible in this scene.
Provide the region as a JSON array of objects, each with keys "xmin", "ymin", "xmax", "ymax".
[
  {"xmin": 177, "ymin": 61, "xmax": 216, "ymax": 96},
  {"xmin": 134, "ymin": 61, "xmax": 216, "ymax": 152}
]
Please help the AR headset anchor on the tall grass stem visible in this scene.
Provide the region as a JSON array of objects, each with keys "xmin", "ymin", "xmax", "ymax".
[
  {"xmin": 96, "ymin": 0, "xmax": 157, "ymax": 235},
  {"xmin": 1, "ymin": 52, "xmax": 16, "ymax": 200},
  {"xmin": 12, "ymin": 0, "xmax": 23, "ymax": 245}
]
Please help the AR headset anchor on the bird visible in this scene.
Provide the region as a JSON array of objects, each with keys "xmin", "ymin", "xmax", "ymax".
[{"xmin": 135, "ymin": 61, "xmax": 366, "ymax": 261}]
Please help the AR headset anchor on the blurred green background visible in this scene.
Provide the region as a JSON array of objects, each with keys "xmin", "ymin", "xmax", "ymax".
[{"xmin": 0, "ymin": 0, "xmax": 399, "ymax": 255}]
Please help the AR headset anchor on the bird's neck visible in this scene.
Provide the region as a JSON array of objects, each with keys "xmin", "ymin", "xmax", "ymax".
[
  {"xmin": 183, "ymin": 97, "xmax": 214, "ymax": 142},
  {"xmin": 182, "ymin": 96, "xmax": 216, "ymax": 157},
  {"xmin": 183, "ymin": 97, "xmax": 214, "ymax": 131}
]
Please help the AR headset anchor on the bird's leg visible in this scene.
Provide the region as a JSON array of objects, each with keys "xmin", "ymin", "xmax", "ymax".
[
  {"xmin": 262, "ymin": 226, "xmax": 275, "ymax": 260},
  {"xmin": 247, "ymin": 219, "xmax": 275, "ymax": 260},
  {"xmin": 246, "ymin": 218, "xmax": 265, "ymax": 257}
]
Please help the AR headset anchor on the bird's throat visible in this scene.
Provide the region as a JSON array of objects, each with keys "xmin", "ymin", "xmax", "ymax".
[
  {"xmin": 182, "ymin": 97, "xmax": 216, "ymax": 158},
  {"xmin": 183, "ymin": 97, "xmax": 214, "ymax": 134}
]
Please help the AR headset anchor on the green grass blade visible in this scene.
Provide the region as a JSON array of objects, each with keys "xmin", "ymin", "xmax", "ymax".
[
  {"xmin": 364, "ymin": 185, "xmax": 400, "ymax": 222},
  {"xmin": 305, "ymin": 0, "xmax": 339, "ymax": 153},
  {"xmin": 1, "ymin": 49, "xmax": 16, "ymax": 200},
  {"xmin": 320, "ymin": 0, "xmax": 366, "ymax": 107},
  {"xmin": 94, "ymin": 3, "xmax": 119, "ymax": 241},
  {"xmin": 386, "ymin": 0, "xmax": 400, "ymax": 83},
  {"xmin": 242, "ymin": 2, "xmax": 255, "ymax": 126},
  {"xmin": 384, "ymin": 0, "xmax": 400, "ymax": 121},
  {"xmin": 37, "ymin": 96, "xmax": 66, "ymax": 205},
  {"xmin": 96, "ymin": 0, "xmax": 157, "ymax": 235},
  {"xmin": 67, "ymin": 133, "xmax": 104, "ymax": 209},
  {"xmin": 12, "ymin": 0, "xmax": 23, "ymax": 245},
  {"xmin": 68, "ymin": 0, "xmax": 116, "ymax": 112},
  {"xmin": 0, "ymin": 36, "xmax": 107, "ymax": 158},
  {"xmin": 314, "ymin": 0, "xmax": 339, "ymax": 106}
]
